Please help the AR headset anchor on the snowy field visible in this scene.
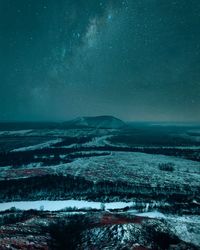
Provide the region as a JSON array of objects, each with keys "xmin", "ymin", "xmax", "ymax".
[
  {"xmin": 1, "ymin": 151, "xmax": 200, "ymax": 189},
  {"xmin": 57, "ymin": 151, "xmax": 200, "ymax": 188},
  {"xmin": 0, "ymin": 200, "xmax": 133, "ymax": 211}
]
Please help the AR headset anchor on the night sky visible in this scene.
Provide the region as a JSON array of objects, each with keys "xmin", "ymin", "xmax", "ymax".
[{"xmin": 0, "ymin": 0, "xmax": 200, "ymax": 122}]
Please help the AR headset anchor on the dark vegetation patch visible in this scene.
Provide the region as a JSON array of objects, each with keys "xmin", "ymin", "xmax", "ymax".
[
  {"xmin": 0, "ymin": 149, "xmax": 110, "ymax": 168},
  {"xmin": 48, "ymin": 215, "xmax": 90, "ymax": 250},
  {"xmin": 53, "ymin": 136, "xmax": 93, "ymax": 147},
  {"xmin": 109, "ymin": 133, "xmax": 200, "ymax": 147},
  {"xmin": 187, "ymin": 132, "xmax": 200, "ymax": 137},
  {"xmin": 0, "ymin": 209, "xmax": 41, "ymax": 226},
  {"xmin": 0, "ymin": 136, "xmax": 53, "ymax": 153},
  {"xmin": 142, "ymin": 221, "xmax": 181, "ymax": 250},
  {"xmin": 158, "ymin": 163, "xmax": 175, "ymax": 172}
]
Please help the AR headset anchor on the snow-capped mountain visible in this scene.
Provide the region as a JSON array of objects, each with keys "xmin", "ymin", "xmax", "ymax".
[{"xmin": 69, "ymin": 115, "xmax": 125, "ymax": 129}]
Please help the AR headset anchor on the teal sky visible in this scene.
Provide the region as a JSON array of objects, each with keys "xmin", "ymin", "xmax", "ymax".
[{"xmin": 0, "ymin": 0, "xmax": 200, "ymax": 122}]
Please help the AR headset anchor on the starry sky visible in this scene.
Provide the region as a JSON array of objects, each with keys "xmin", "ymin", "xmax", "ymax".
[{"xmin": 0, "ymin": 0, "xmax": 200, "ymax": 122}]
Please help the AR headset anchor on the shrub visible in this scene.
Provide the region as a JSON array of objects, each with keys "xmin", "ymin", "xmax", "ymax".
[
  {"xmin": 48, "ymin": 215, "xmax": 90, "ymax": 250},
  {"xmin": 158, "ymin": 163, "xmax": 175, "ymax": 172}
]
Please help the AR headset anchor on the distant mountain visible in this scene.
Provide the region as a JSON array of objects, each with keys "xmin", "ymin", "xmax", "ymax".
[{"xmin": 69, "ymin": 116, "xmax": 125, "ymax": 129}]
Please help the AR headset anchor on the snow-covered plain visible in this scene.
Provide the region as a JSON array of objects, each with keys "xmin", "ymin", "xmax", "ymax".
[
  {"xmin": 2, "ymin": 151, "xmax": 200, "ymax": 188},
  {"xmin": 0, "ymin": 200, "xmax": 133, "ymax": 212},
  {"xmin": 56, "ymin": 151, "xmax": 200, "ymax": 188}
]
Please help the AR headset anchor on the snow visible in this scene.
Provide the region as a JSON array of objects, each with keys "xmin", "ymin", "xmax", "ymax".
[
  {"xmin": 0, "ymin": 200, "xmax": 134, "ymax": 212},
  {"xmin": 58, "ymin": 151, "xmax": 200, "ymax": 188},
  {"xmin": 11, "ymin": 138, "xmax": 63, "ymax": 152},
  {"xmin": 0, "ymin": 130, "xmax": 32, "ymax": 136},
  {"xmin": 2, "ymin": 150, "xmax": 200, "ymax": 189},
  {"xmin": 135, "ymin": 211, "xmax": 166, "ymax": 219},
  {"xmin": 133, "ymin": 211, "xmax": 200, "ymax": 246},
  {"xmin": 165, "ymin": 215, "xmax": 200, "ymax": 246},
  {"xmin": 106, "ymin": 202, "xmax": 133, "ymax": 210},
  {"xmin": 82, "ymin": 135, "xmax": 113, "ymax": 147},
  {"xmin": 131, "ymin": 211, "xmax": 200, "ymax": 246}
]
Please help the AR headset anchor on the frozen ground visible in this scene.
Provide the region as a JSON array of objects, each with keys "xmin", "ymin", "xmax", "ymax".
[
  {"xmin": 0, "ymin": 200, "xmax": 133, "ymax": 211},
  {"xmin": 1, "ymin": 151, "xmax": 200, "ymax": 191},
  {"xmin": 57, "ymin": 151, "xmax": 200, "ymax": 188}
]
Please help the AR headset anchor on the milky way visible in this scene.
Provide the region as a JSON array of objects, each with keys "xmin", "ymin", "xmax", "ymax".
[{"xmin": 0, "ymin": 0, "xmax": 200, "ymax": 122}]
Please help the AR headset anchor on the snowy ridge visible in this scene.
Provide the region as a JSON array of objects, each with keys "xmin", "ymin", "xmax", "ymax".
[{"xmin": 11, "ymin": 138, "xmax": 63, "ymax": 152}]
